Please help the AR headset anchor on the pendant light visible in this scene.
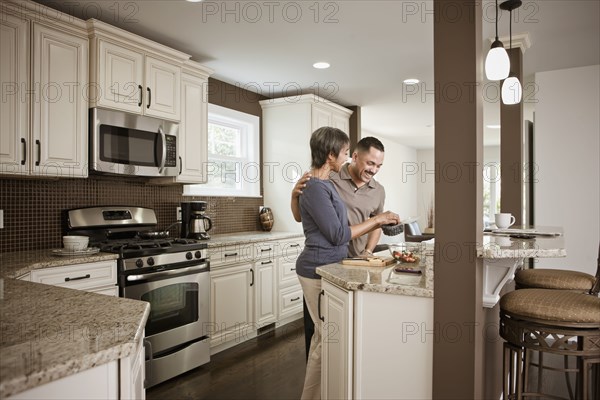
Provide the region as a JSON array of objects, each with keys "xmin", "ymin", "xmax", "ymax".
[
  {"xmin": 485, "ymin": 0, "xmax": 510, "ymax": 81},
  {"xmin": 500, "ymin": 0, "xmax": 523, "ymax": 104}
]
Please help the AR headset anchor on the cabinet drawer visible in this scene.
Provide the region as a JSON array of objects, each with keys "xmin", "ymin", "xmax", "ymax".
[
  {"xmin": 279, "ymin": 259, "xmax": 299, "ymax": 287},
  {"xmin": 208, "ymin": 244, "xmax": 254, "ymax": 267},
  {"xmin": 30, "ymin": 260, "xmax": 117, "ymax": 292},
  {"xmin": 278, "ymin": 238, "xmax": 304, "ymax": 262},
  {"xmin": 279, "ymin": 285, "xmax": 303, "ymax": 318},
  {"xmin": 254, "ymin": 242, "xmax": 276, "ymax": 261}
]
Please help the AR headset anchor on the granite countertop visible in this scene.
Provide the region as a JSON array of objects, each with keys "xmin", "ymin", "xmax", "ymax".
[
  {"xmin": 317, "ymin": 245, "xmax": 434, "ymax": 298},
  {"xmin": 0, "ymin": 249, "xmax": 118, "ymax": 279},
  {"xmin": 477, "ymin": 226, "xmax": 566, "ymax": 258},
  {"xmin": 0, "ymin": 279, "xmax": 149, "ymax": 398},
  {"xmin": 208, "ymin": 231, "xmax": 304, "ymax": 247}
]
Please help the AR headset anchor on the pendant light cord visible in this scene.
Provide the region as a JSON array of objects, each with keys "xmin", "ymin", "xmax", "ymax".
[
  {"xmin": 495, "ymin": 0, "xmax": 499, "ymax": 40},
  {"xmin": 509, "ymin": 10, "xmax": 512, "ymax": 49}
]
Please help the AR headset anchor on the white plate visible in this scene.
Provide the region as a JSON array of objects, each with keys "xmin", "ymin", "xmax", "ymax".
[{"xmin": 51, "ymin": 247, "xmax": 100, "ymax": 256}]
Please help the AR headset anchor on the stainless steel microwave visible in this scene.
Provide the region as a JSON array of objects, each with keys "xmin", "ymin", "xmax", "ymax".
[{"xmin": 89, "ymin": 107, "xmax": 179, "ymax": 177}]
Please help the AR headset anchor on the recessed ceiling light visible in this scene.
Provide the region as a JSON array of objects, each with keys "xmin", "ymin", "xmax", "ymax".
[
  {"xmin": 186, "ymin": 0, "xmax": 203, "ymax": 2},
  {"xmin": 486, "ymin": 124, "xmax": 501, "ymax": 129},
  {"xmin": 313, "ymin": 62, "xmax": 330, "ymax": 69},
  {"xmin": 403, "ymin": 78, "xmax": 420, "ymax": 85}
]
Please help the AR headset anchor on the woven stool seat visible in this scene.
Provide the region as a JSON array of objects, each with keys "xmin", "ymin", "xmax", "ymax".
[
  {"xmin": 500, "ymin": 288, "xmax": 600, "ymax": 326},
  {"xmin": 499, "ymin": 288, "xmax": 600, "ymax": 399},
  {"xmin": 515, "ymin": 269, "xmax": 595, "ymax": 291}
]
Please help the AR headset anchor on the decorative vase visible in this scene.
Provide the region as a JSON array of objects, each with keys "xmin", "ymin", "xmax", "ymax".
[{"xmin": 259, "ymin": 207, "xmax": 274, "ymax": 231}]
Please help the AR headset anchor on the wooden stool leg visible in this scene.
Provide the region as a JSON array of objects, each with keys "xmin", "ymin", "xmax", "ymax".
[{"xmin": 504, "ymin": 343, "xmax": 511, "ymax": 400}]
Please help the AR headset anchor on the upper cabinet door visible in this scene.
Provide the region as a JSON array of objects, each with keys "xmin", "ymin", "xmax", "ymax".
[
  {"xmin": 0, "ymin": 14, "xmax": 29, "ymax": 175},
  {"xmin": 312, "ymin": 104, "xmax": 332, "ymax": 131},
  {"xmin": 332, "ymin": 112, "xmax": 350, "ymax": 134},
  {"xmin": 97, "ymin": 40, "xmax": 144, "ymax": 113},
  {"xmin": 178, "ymin": 73, "xmax": 208, "ymax": 183},
  {"xmin": 145, "ymin": 56, "xmax": 181, "ymax": 121},
  {"xmin": 32, "ymin": 23, "xmax": 88, "ymax": 178}
]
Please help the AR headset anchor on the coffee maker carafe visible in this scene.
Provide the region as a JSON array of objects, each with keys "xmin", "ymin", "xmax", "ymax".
[{"xmin": 181, "ymin": 201, "xmax": 213, "ymax": 240}]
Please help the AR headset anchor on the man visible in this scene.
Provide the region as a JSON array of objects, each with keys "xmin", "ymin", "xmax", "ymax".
[
  {"xmin": 291, "ymin": 136, "xmax": 387, "ymax": 257},
  {"xmin": 291, "ymin": 136, "xmax": 389, "ymax": 358}
]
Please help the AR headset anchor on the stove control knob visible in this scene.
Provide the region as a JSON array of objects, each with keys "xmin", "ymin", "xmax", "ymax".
[
  {"xmin": 195, "ymin": 251, "xmax": 202, "ymax": 259},
  {"xmin": 135, "ymin": 259, "xmax": 144, "ymax": 268},
  {"xmin": 186, "ymin": 252, "xmax": 193, "ymax": 260},
  {"xmin": 147, "ymin": 257, "xmax": 155, "ymax": 266}
]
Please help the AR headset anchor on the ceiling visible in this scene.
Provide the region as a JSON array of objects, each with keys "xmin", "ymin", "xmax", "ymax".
[{"xmin": 36, "ymin": 0, "xmax": 599, "ymax": 149}]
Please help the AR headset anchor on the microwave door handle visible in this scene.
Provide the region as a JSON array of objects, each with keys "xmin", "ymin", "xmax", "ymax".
[{"xmin": 157, "ymin": 127, "xmax": 166, "ymax": 172}]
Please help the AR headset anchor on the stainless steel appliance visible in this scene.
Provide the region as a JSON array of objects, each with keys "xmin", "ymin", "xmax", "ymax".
[
  {"xmin": 89, "ymin": 107, "xmax": 179, "ymax": 177},
  {"xmin": 64, "ymin": 206, "xmax": 210, "ymax": 388},
  {"xmin": 181, "ymin": 201, "xmax": 212, "ymax": 240}
]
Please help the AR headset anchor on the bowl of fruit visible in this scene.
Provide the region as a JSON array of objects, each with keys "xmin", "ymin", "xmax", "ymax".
[{"xmin": 389, "ymin": 244, "xmax": 420, "ymax": 264}]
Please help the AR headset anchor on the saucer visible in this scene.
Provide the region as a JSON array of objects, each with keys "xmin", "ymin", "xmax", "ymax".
[{"xmin": 51, "ymin": 247, "xmax": 100, "ymax": 256}]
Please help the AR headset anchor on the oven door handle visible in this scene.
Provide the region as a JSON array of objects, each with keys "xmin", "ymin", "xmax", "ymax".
[{"xmin": 126, "ymin": 264, "xmax": 208, "ymax": 282}]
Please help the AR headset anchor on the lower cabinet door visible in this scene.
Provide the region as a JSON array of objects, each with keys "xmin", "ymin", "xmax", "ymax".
[{"xmin": 321, "ymin": 280, "xmax": 353, "ymax": 400}]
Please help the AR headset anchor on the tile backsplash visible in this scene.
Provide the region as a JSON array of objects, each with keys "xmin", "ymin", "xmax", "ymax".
[{"xmin": 0, "ymin": 176, "xmax": 263, "ymax": 253}]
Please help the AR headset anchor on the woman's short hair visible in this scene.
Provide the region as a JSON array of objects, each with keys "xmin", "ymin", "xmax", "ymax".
[{"xmin": 310, "ymin": 127, "xmax": 349, "ymax": 168}]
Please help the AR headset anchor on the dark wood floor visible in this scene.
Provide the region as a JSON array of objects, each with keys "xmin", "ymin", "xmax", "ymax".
[{"xmin": 147, "ymin": 321, "xmax": 306, "ymax": 400}]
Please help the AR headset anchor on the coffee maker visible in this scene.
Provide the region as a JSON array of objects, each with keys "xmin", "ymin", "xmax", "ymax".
[{"xmin": 181, "ymin": 201, "xmax": 212, "ymax": 240}]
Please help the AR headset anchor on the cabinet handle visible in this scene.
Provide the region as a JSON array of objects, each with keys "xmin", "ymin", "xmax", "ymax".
[
  {"xmin": 250, "ymin": 268, "xmax": 254, "ymax": 287},
  {"xmin": 179, "ymin": 156, "xmax": 182, "ymax": 175},
  {"xmin": 138, "ymin": 85, "xmax": 143, "ymax": 107},
  {"xmin": 21, "ymin": 138, "xmax": 26, "ymax": 165},
  {"xmin": 64, "ymin": 274, "xmax": 91, "ymax": 282},
  {"xmin": 261, "ymin": 260, "xmax": 272, "ymax": 265},
  {"xmin": 35, "ymin": 140, "xmax": 40, "ymax": 166},
  {"xmin": 144, "ymin": 339, "xmax": 153, "ymax": 388},
  {"xmin": 261, "ymin": 248, "xmax": 272, "ymax": 252},
  {"xmin": 290, "ymin": 297, "xmax": 300, "ymax": 302},
  {"xmin": 290, "ymin": 244, "xmax": 300, "ymax": 248},
  {"xmin": 224, "ymin": 252, "xmax": 238, "ymax": 257},
  {"xmin": 318, "ymin": 290, "xmax": 324, "ymax": 322},
  {"xmin": 290, "ymin": 268, "xmax": 296, "ymax": 271},
  {"xmin": 147, "ymin": 87, "xmax": 151, "ymax": 108}
]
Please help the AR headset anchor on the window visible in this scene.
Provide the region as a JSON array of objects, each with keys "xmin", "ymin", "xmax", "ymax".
[{"xmin": 184, "ymin": 104, "xmax": 260, "ymax": 197}]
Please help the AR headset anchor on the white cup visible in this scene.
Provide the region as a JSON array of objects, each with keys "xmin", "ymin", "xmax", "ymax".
[{"xmin": 495, "ymin": 213, "xmax": 516, "ymax": 229}]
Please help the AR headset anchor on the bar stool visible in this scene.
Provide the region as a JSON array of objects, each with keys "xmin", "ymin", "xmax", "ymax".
[
  {"xmin": 514, "ymin": 245, "xmax": 599, "ymax": 292},
  {"xmin": 499, "ymin": 286, "xmax": 600, "ymax": 399}
]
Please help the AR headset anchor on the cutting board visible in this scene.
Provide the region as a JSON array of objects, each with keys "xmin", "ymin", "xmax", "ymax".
[{"xmin": 341, "ymin": 256, "xmax": 395, "ymax": 267}]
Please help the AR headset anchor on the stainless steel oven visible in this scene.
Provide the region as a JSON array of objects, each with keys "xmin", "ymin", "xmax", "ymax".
[
  {"xmin": 121, "ymin": 253, "xmax": 211, "ymax": 388},
  {"xmin": 64, "ymin": 206, "xmax": 211, "ymax": 388},
  {"xmin": 89, "ymin": 107, "xmax": 179, "ymax": 177}
]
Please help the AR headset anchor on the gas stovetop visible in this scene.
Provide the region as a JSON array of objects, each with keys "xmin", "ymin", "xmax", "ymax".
[{"xmin": 97, "ymin": 237, "xmax": 206, "ymax": 256}]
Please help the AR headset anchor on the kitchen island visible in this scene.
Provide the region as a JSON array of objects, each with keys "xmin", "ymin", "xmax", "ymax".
[{"xmin": 316, "ymin": 244, "xmax": 434, "ymax": 400}]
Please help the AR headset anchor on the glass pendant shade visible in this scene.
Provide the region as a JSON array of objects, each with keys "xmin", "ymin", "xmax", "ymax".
[
  {"xmin": 485, "ymin": 42, "xmax": 510, "ymax": 81},
  {"xmin": 501, "ymin": 76, "xmax": 522, "ymax": 105}
]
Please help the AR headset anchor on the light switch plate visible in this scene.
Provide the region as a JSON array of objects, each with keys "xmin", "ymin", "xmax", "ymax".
[
  {"xmin": 0, "ymin": 210, "xmax": 4, "ymax": 229},
  {"xmin": 176, "ymin": 207, "xmax": 181, "ymax": 221}
]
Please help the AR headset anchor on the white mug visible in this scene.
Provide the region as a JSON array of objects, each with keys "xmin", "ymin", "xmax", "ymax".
[{"xmin": 495, "ymin": 213, "xmax": 516, "ymax": 229}]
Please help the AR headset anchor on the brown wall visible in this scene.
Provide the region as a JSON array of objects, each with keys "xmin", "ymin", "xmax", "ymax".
[{"xmin": 0, "ymin": 79, "xmax": 266, "ymax": 253}]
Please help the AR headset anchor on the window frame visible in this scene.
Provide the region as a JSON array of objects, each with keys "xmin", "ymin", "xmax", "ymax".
[{"xmin": 183, "ymin": 104, "xmax": 261, "ymax": 198}]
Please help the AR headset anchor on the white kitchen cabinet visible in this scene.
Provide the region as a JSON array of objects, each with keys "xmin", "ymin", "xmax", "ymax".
[
  {"xmin": 260, "ymin": 94, "xmax": 353, "ymax": 233},
  {"xmin": 89, "ymin": 19, "xmax": 189, "ymax": 122},
  {"xmin": 29, "ymin": 260, "xmax": 118, "ymax": 296},
  {"xmin": 321, "ymin": 279, "xmax": 354, "ymax": 400},
  {"xmin": 254, "ymin": 243, "xmax": 277, "ymax": 326},
  {"xmin": 8, "ymin": 334, "xmax": 145, "ymax": 400},
  {"xmin": 276, "ymin": 238, "xmax": 304, "ymax": 324},
  {"xmin": 320, "ymin": 278, "xmax": 434, "ymax": 400},
  {"xmin": 0, "ymin": 7, "xmax": 88, "ymax": 178},
  {"xmin": 209, "ymin": 263, "xmax": 255, "ymax": 352},
  {"xmin": 154, "ymin": 60, "xmax": 213, "ymax": 184}
]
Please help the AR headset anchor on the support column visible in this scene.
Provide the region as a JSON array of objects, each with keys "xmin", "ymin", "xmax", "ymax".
[
  {"xmin": 500, "ymin": 48, "xmax": 524, "ymax": 223},
  {"xmin": 433, "ymin": 1, "xmax": 484, "ymax": 398}
]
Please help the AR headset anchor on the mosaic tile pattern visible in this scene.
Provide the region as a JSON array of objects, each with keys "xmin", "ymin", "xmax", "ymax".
[{"xmin": 0, "ymin": 176, "xmax": 263, "ymax": 253}]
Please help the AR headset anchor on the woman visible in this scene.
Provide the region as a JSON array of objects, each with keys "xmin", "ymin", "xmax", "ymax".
[{"xmin": 296, "ymin": 127, "xmax": 400, "ymax": 399}]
